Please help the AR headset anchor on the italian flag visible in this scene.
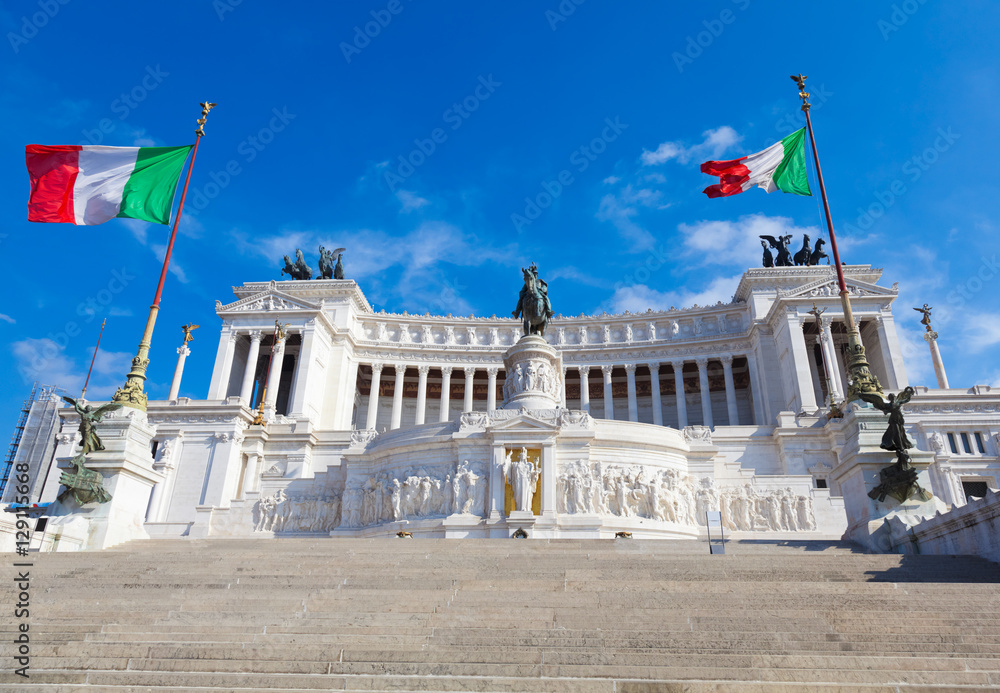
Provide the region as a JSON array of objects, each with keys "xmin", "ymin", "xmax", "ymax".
[
  {"xmin": 26, "ymin": 144, "xmax": 193, "ymax": 225},
  {"xmin": 700, "ymin": 127, "xmax": 811, "ymax": 198}
]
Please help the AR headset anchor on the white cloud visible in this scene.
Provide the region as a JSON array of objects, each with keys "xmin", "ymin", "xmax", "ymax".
[
  {"xmin": 595, "ymin": 184, "xmax": 664, "ymax": 251},
  {"xmin": 894, "ymin": 322, "xmax": 934, "ymax": 387},
  {"xmin": 151, "ymin": 244, "xmax": 188, "ymax": 283},
  {"xmin": 395, "ymin": 189, "xmax": 430, "ymax": 213},
  {"xmin": 679, "ymin": 214, "xmax": 822, "ymax": 268},
  {"xmin": 0, "ymin": 313, "xmax": 14, "ymax": 324},
  {"xmin": 244, "ymin": 221, "xmax": 518, "ymax": 315},
  {"xmin": 11, "ymin": 338, "xmax": 131, "ymax": 399},
  {"xmin": 641, "ymin": 126, "xmax": 742, "ymax": 166},
  {"xmin": 962, "ymin": 312, "xmax": 1000, "ymax": 353},
  {"xmin": 603, "ymin": 176, "xmax": 620, "ymax": 185},
  {"xmin": 602, "ymin": 273, "xmax": 743, "ymax": 314}
]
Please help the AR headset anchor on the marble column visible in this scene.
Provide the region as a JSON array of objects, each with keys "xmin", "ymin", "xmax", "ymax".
[
  {"xmin": 785, "ymin": 314, "xmax": 818, "ymax": 413},
  {"xmin": 209, "ymin": 329, "xmax": 238, "ymax": 399},
  {"xmin": 289, "ymin": 321, "xmax": 317, "ymax": 417},
  {"xmin": 696, "ymin": 358, "xmax": 714, "ymax": 430},
  {"xmin": 721, "ymin": 355, "xmax": 739, "ymax": 426},
  {"xmin": 238, "ymin": 330, "xmax": 262, "ymax": 405},
  {"xmin": 746, "ymin": 352, "xmax": 765, "ymax": 426},
  {"xmin": 463, "ymin": 367, "xmax": 476, "ymax": 412},
  {"xmin": 263, "ymin": 334, "xmax": 287, "ymax": 409},
  {"xmin": 486, "ymin": 367, "xmax": 499, "ymax": 411},
  {"xmin": 579, "ymin": 366, "xmax": 591, "ymax": 414},
  {"xmin": 649, "ymin": 362, "xmax": 663, "ymax": 426},
  {"xmin": 168, "ymin": 344, "xmax": 190, "ymax": 401},
  {"xmin": 414, "ymin": 364, "xmax": 430, "ymax": 425},
  {"xmin": 365, "ymin": 363, "xmax": 383, "ymax": 430},
  {"xmin": 625, "ymin": 364, "xmax": 638, "ymax": 422},
  {"xmin": 925, "ymin": 331, "xmax": 949, "ymax": 388},
  {"xmin": 560, "ymin": 366, "xmax": 568, "ymax": 408},
  {"xmin": 439, "ymin": 366, "xmax": 453, "ymax": 422},
  {"xmin": 390, "ymin": 363, "xmax": 406, "ymax": 430},
  {"xmin": 672, "ymin": 360, "xmax": 688, "ymax": 429},
  {"xmin": 820, "ymin": 323, "xmax": 844, "ymax": 401},
  {"xmin": 601, "ymin": 365, "xmax": 614, "ymax": 420}
]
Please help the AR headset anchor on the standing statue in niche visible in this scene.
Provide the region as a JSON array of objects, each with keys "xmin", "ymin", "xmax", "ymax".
[
  {"xmin": 859, "ymin": 386, "xmax": 932, "ymax": 504},
  {"xmin": 512, "ymin": 263, "xmax": 554, "ymax": 337},
  {"xmin": 502, "ymin": 448, "xmax": 540, "ymax": 513}
]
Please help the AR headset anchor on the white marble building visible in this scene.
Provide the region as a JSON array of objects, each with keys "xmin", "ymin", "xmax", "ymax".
[{"xmin": 31, "ymin": 265, "xmax": 1000, "ymax": 542}]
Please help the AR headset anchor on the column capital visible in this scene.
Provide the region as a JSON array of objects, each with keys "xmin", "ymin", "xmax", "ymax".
[
  {"xmin": 228, "ymin": 331, "xmax": 239, "ymax": 344},
  {"xmin": 440, "ymin": 365, "xmax": 453, "ymax": 376},
  {"xmin": 695, "ymin": 356, "xmax": 709, "ymax": 369},
  {"xmin": 923, "ymin": 330, "xmax": 939, "ymax": 342},
  {"xmin": 624, "ymin": 363, "xmax": 637, "ymax": 374},
  {"xmin": 177, "ymin": 345, "xmax": 191, "ymax": 356},
  {"xmin": 601, "ymin": 364, "xmax": 614, "ymax": 376},
  {"xmin": 370, "ymin": 361, "xmax": 384, "ymax": 376},
  {"xmin": 647, "ymin": 361, "xmax": 660, "ymax": 374},
  {"xmin": 248, "ymin": 329, "xmax": 263, "ymax": 342},
  {"xmin": 720, "ymin": 354, "xmax": 734, "ymax": 367},
  {"xmin": 463, "ymin": 366, "xmax": 477, "ymax": 377},
  {"xmin": 578, "ymin": 365, "xmax": 590, "ymax": 377},
  {"xmin": 670, "ymin": 359, "xmax": 685, "ymax": 371},
  {"xmin": 393, "ymin": 363, "xmax": 407, "ymax": 375},
  {"xmin": 486, "ymin": 366, "xmax": 499, "ymax": 377},
  {"xmin": 416, "ymin": 364, "xmax": 431, "ymax": 376}
]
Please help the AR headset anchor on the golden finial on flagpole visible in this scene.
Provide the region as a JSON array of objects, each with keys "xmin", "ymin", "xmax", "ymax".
[
  {"xmin": 790, "ymin": 74, "xmax": 810, "ymax": 111},
  {"xmin": 195, "ymin": 102, "xmax": 217, "ymax": 137}
]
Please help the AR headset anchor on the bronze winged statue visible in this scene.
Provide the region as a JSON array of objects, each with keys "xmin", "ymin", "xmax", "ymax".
[
  {"xmin": 858, "ymin": 386, "xmax": 915, "ymax": 454},
  {"xmin": 62, "ymin": 396, "xmax": 122, "ymax": 455}
]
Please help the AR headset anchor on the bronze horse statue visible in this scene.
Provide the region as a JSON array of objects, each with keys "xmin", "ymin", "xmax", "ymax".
[{"xmin": 512, "ymin": 263, "xmax": 553, "ymax": 337}]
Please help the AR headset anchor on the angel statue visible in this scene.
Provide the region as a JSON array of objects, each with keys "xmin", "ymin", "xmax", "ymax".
[
  {"xmin": 858, "ymin": 386, "xmax": 915, "ymax": 454},
  {"xmin": 914, "ymin": 304, "xmax": 933, "ymax": 330},
  {"xmin": 62, "ymin": 396, "xmax": 122, "ymax": 455},
  {"xmin": 181, "ymin": 323, "xmax": 200, "ymax": 343},
  {"xmin": 759, "ymin": 234, "xmax": 793, "ymax": 267},
  {"xmin": 318, "ymin": 245, "xmax": 346, "ymax": 280}
]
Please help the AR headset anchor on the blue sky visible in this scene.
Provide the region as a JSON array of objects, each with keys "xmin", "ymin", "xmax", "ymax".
[{"xmin": 2, "ymin": 1, "xmax": 999, "ymax": 431}]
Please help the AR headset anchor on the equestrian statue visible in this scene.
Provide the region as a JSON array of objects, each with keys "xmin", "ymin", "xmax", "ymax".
[{"xmin": 512, "ymin": 263, "xmax": 554, "ymax": 337}]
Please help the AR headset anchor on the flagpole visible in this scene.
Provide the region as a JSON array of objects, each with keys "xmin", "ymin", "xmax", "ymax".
[
  {"xmin": 80, "ymin": 318, "xmax": 107, "ymax": 400},
  {"xmin": 792, "ymin": 74, "xmax": 882, "ymax": 401},
  {"xmin": 112, "ymin": 102, "xmax": 217, "ymax": 412}
]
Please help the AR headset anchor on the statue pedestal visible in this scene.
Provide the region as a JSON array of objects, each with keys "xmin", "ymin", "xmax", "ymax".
[
  {"xmin": 506, "ymin": 510, "xmax": 537, "ymax": 538},
  {"xmin": 502, "ymin": 335, "xmax": 562, "ymax": 410},
  {"xmin": 831, "ymin": 405, "xmax": 946, "ymax": 553},
  {"xmin": 45, "ymin": 408, "xmax": 163, "ymax": 551}
]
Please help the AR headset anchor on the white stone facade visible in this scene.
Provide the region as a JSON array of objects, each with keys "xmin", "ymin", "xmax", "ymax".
[{"xmin": 21, "ymin": 265, "xmax": 1000, "ymax": 545}]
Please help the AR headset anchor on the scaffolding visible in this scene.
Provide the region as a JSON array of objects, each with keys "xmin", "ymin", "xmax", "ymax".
[{"xmin": 0, "ymin": 383, "xmax": 50, "ymax": 498}]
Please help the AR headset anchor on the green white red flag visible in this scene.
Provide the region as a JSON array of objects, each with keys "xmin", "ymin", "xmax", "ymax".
[
  {"xmin": 701, "ymin": 128, "xmax": 811, "ymax": 198},
  {"xmin": 25, "ymin": 144, "xmax": 193, "ymax": 225}
]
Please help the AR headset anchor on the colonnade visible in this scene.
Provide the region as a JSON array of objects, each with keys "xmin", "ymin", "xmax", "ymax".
[{"xmin": 360, "ymin": 355, "xmax": 760, "ymax": 431}]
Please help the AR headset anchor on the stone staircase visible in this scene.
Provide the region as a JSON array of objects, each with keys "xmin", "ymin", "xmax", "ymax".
[{"xmin": 3, "ymin": 538, "xmax": 1000, "ymax": 692}]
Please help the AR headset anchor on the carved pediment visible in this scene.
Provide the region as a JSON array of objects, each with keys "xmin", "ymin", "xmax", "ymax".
[
  {"xmin": 780, "ymin": 277, "xmax": 896, "ymax": 300},
  {"xmin": 216, "ymin": 289, "xmax": 319, "ymax": 314},
  {"xmin": 487, "ymin": 410, "xmax": 562, "ymax": 432}
]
